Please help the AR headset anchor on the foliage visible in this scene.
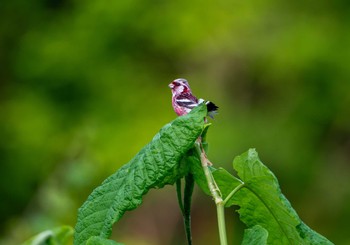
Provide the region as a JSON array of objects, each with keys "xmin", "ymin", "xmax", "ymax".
[
  {"xmin": 1, "ymin": 1, "xmax": 350, "ymax": 244},
  {"xmin": 74, "ymin": 105, "xmax": 206, "ymax": 244},
  {"xmin": 73, "ymin": 106, "xmax": 333, "ymax": 244},
  {"xmin": 241, "ymin": 225, "xmax": 268, "ymax": 245},
  {"xmin": 228, "ymin": 150, "xmax": 332, "ymax": 244}
]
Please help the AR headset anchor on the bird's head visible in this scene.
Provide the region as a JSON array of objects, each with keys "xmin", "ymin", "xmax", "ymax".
[{"xmin": 168, "ymin": 78, "xmax": 191, "ymax": 95}]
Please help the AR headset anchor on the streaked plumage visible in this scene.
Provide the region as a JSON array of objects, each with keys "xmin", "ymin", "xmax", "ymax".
[{"xmin": 169, "ymin": 78, "xmax": 218, "ymax": 118}]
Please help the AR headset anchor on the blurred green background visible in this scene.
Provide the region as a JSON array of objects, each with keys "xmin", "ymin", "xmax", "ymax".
[{"xmin": 1, "ymin": 0, "xmax": 349, "ymax": 244}]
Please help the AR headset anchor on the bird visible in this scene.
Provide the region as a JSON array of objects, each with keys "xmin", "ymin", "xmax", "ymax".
[{"xmin": 168, "ymin": 78, "xmax": 218, "ymax": 118}]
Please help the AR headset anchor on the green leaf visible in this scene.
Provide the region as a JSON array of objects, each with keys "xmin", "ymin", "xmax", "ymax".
[
  {"xmin": 189, "ymin": 120, "xmax": 242, "ymax": 197},
  {"xmin": 296, "ymin": 221, "xmax": 334, "ymax": 245},
  {"xmin": 228, "ymin": 149, "xmax": 333, "ymax": 245},
  {"xmin": 190, "ymin": 160, "xmax": 242, "ymax": 200},
  {"xmin": 21, "ymin": 226, "xmax": 74, "ymax": 245},
  {"xmin": 74, "ymin": 104, "xmax": 207, "ymax": 245},
  {"xmin": 212, "ymin": 167, "xmax": 243, "ymax": 201},
  {"xmin": 188, "ymin": 149, "xmax": 210, "ymax": 195},
  {"xmin": 241, "ymin": 225, "xmax": 268, "ymax": 245}
]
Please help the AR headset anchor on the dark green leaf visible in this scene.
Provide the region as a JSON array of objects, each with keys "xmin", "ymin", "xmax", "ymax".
[
  {"xmin": 74, "ymin": 104, "xmax": 207, "ymax": 245},
  {"xmin": 241, "ymin": 225, "xmax": 268, "ymax": 245}
]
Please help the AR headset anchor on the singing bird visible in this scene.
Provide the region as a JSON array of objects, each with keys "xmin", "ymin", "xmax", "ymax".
[{"xmin": 168, "ymin": 78, "xmax": 218, "ymax": 118}]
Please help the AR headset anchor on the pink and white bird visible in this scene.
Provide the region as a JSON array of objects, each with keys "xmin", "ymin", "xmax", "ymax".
[{"xmin": 168, "ymin": 78, "xmax": 218, "ymax": 118}]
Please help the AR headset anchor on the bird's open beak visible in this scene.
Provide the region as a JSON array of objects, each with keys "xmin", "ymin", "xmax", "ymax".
[{"xmin": 168, "ymin": 83, "xmax": 174, "ymax": 89}]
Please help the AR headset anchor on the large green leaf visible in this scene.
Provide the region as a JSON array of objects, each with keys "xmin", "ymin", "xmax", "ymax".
[
  {"xmin": 191, "ymin": 148, "xmax": 333, "ymax": 244},
  {"xmin": 228, "ymin": 149, "xmax": 333, "ymax": 245},
  {"xmin": 74, "ymin": 104, "xmax": 207, "ymax": 245}
]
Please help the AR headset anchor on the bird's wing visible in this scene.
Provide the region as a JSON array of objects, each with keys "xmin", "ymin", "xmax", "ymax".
[{"xmin": 175, "ymin": 93, "xmax": 199, "ymax": 108}]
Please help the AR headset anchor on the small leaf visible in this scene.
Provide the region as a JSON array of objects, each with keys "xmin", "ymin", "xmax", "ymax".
[
  {"xmin": 74, "ymin": 104, "xmax": 207, "ymax": 245},
  {"xmin": 228, "ymin": 149, "xmax": 333, "ymax": 245},
  {"xmin": 21, "ymin": 226, "xmax": 74, "ymax": 245},
  {"xmin": 241, "ymin": 225, "xmax": 268, "ymax": 245}
]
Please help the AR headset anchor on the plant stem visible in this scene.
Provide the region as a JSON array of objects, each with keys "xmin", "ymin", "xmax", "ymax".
[
  {"xmin": 176, "ymin": 177, "xmax": 194, "ymax": 245},
  {"xmin": 194, "ymin": 141, "xmax": 222, "ymax": 203},
  {"xmin": 217, "ymin": 202, "xmax": 227, "ymax": 245},
  {"xmin": 194, "ymin": 140, "xmax": 228, "ymax": 245},
  {"xmin": 184, "ymin": 174, "xmax": 194, "ymax": 245},
  {"xmin": 176, "ymin": 179, "xmax": 184, "ymax": 214},
  {"xmin": 223, "ymin": 182, "xmax": 245, "ymax": 205}
]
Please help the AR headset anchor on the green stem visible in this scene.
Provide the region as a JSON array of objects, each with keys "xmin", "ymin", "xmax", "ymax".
[
  {"xmin": 176, "ymin": 176, "xmax": 194, "ymax": 245},
  {"xmin": 217, "ymin": 202, "xmax": 228, "ymax": 245},
  {"xmin": 223, "ymin": 182, "xmax": 245, "ymax": 205},
  {"xmin": 194, "ymin": 140, "xmax": 228, "ymax": 245},
  {"xmin": 184, "ymin": 174, "xmax": 194, "ymax": 245},
  {"xmin": 176, "ymin": 179, "xmax": 184, "ymax": 214},
  {"xmin": 194, "ymin": 142, "xmax": 222, "ymax": 203}
]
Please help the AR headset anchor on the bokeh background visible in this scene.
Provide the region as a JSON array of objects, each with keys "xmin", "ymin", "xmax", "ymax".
[{"xmin": 1, "ymin": 0, "xmax": 349, "ymax": 244}]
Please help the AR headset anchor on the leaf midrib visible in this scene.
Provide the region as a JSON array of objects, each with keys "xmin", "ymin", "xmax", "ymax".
[{"xmin": 241, "ymin": 184, "xmax": 295, "ymax": 245}]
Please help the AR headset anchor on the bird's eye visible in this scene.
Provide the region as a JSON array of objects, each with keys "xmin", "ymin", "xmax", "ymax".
[{"xmin": 173, "ymin": 82, "xmax": 180, "ymax": 86}]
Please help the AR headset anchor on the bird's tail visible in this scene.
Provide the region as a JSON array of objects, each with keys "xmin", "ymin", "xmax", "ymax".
[{"xmin": 205, "ymin": 101, "xmax": 219, "ymax": 119}]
